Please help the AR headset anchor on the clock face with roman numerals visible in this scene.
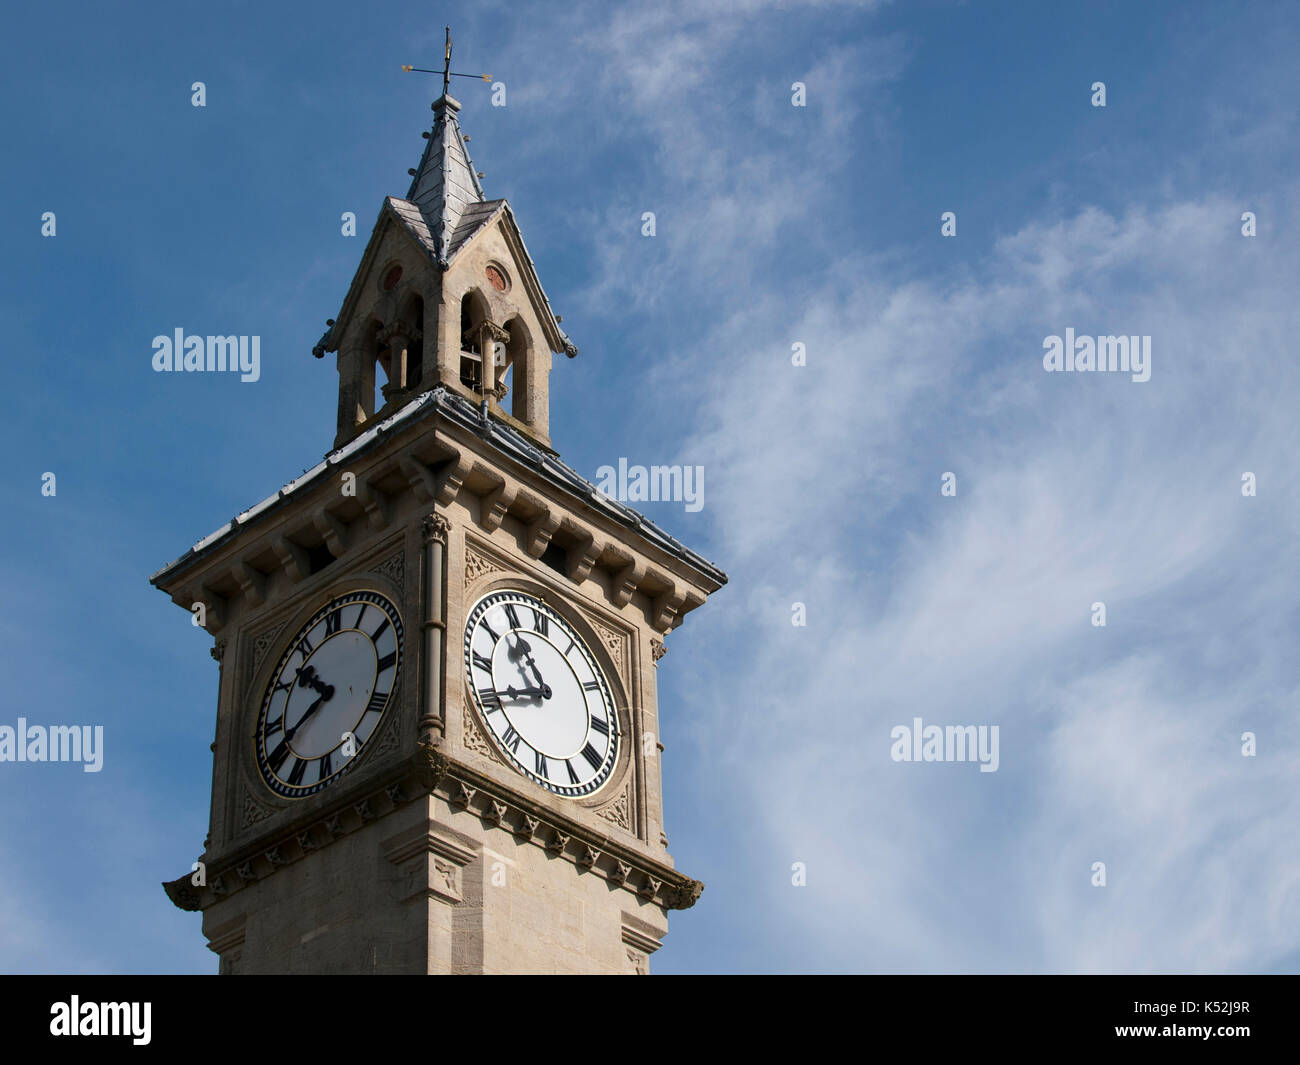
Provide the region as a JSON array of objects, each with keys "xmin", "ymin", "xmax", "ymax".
[
  {"xmin": 464, "ymin": 590, "xmax": 620, "ymax": 798},
  {"xmin": 255, "ymin": 590, "xmax": 403, "ymax": 799}
]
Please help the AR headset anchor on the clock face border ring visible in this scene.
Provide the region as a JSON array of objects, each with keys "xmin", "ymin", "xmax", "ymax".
[
  {"xmin": 245, "ymin": 578, "xmax": 407, "ymax": 803},
  {"xmin": 460, "ymin": 576, "xmax": 634, "ymax": 805}
]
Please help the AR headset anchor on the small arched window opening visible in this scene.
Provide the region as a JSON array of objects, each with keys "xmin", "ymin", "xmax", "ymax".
[
  {"xmin": 505, "ymin": 316, "xmax": 531, "ymax": 421},
  {"xmin": 400, "ymin": 293, "xmax": 424, "ymax": 389},
  {"xmin": 458, "ymin": 290, "xmax": 491, "ymax": 393},
  {"xmin": 368, "ymin": 319, "xmax": 387, "ymax": 417}
]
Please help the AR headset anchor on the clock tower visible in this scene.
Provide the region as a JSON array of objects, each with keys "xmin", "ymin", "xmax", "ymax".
[{"xmin": 152, "ymin": 82, "xmax": 726, "ymax": 974}]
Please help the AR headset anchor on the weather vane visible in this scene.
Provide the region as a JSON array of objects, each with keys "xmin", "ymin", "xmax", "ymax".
[{"xmin": 402, "ymin": 26, "xmax": 490, "ymax": 97}]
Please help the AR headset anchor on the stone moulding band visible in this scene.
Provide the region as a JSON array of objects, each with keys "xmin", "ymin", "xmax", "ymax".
[{"xmin": 162, "ymin": 743, "xmax": 702, "ymax": 915}]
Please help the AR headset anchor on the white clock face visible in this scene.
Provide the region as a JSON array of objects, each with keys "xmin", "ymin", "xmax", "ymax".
[
  {"xmin": 255, "ymin": 590, "xmax": 403, "ymax": 798},
  {"xmin": 464, "ymin": 590, "xmax": 620, "ymax": 798}
]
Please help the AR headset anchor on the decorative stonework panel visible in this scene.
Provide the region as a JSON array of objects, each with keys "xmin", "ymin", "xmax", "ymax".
[
  {"xmin": 464, "ymin": 544, "xmax": 504, "ymax": 586},
  {"xmin": 252, "ymin": 622, "xmax": 286, "ymax": 675},
  {"xmin": 371, "ymin": 704, "xmax": 403, "ymax": 757},
  {"xmin": 595, "ymin": 781, "xmax": 632, "ymax": 832},
  {"xmin": 431, "ymin": 857, "xmax": 461, "ymax": 902},
  {"xmin": 240, "ymin": 788, "xmax": 276, "ymax": 829},
  {"xmin": 373, "ymin": 548, "xmax": 405, "ymax": 589},
  {"xmin": 462, "ymin": 709, "xmax": 499, "ymax": 762},
  {"xmin": 587, "ymin": 616, "xmax": 625, "ymax": 673}
]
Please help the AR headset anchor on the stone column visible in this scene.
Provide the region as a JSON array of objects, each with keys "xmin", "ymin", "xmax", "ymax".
[
  {"xmin": 478, "ymin": 321, "xmax": 510, "ymax": 405},
  {"xmin": 381, "ymin": 326, "xmax": 410, "ymax": 400},
  {"xmin": 419, "ymin": 514, "xmax": 451, "ymax": 747},
  {"xmin": 335, "ymin": 339, "xmax": 367, "ymax": 446}
]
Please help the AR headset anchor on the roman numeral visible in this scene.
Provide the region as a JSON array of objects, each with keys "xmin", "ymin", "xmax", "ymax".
[
  {"xmin": 504, "ymin": 603, "xmax": 521, "ymax": 629},
  {"xmin": 267, "ymin": 739, "xmax": 291, "ymax": 773},
  {"xmin": 479, "ymin": 688, "xmax": 502, "ymax": 712},
  {"xmin": 320, "ymin": 751, "xmax": 333, "ymax": 779},
  {"xmin": 566, "ymin": 760, "xmax": 580, "ymax": 784},
  {"xmin": 582, "ymin": 681, "xmax": 600, "ymax": 692},
  {"xmin": 531, "ymin": 609, "xmax": 548, "ymax": 636},
  {"xmin": 580, "ymin": 743, "xmax": 602, "ymax": 771},
  {"xmin": 376, "ymin": 652, "xmax": 397, "ymax": 674},
  {"xmin": 265, "ymin": 714, "xmax": 283, "ymax": 736},
  {"xmin": 534, "ymin": 750, "xmax": 548, "ymax": 778},
  {"xmin": 296, "ymin": 635, "xmax": 313, "ymax": 660},
  {"xmin": 366, "ymin": 690, "xmax": 389, "ymax": 715},
  {"xmin": 272, "ymin": 678, "xmax": 292, "ymax": 693},
  {"xmin": 355, "ymin": 604, "xmax": 367, "ymax": 629},
  {"xmin": 564, "ymin": 639, "xmax": 576, "ymax": 656},
  {"xmin": 325, "ymin": 609, "xmax": 342, "ymax": 636},
  {"xmin": 371, "ymin": 617, "xmax": 390, "ymax": 642},
  {"xmin": 481, "ymin": 618, "xmax": 499, "ymax": 643},
  {"xmin": 288, "ymin": 758, "xmax": 308, "ymax": 786},
  {"xmin": 472, "ymin": 651, "xmax": 493, "ymax": 674},
  {"xmin": 589, "ymin": 715, "xmax": 609, "ymax": 737},
  {"xmin": 501, "ymin": 724, "xmax": 522, "ymax": 753}
]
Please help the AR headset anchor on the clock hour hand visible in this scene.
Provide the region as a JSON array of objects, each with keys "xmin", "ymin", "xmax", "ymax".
[
  {"xmin": 507, "ymin": 632, "xmax": 546, "ymax": 687},
  {"xmin": 496, "ymin": 683, "xmax": 553, "ymax": 701}
]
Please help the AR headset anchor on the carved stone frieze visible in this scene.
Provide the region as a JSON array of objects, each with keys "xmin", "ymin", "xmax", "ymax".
[
  {"xmin": 373, "ymin": 549, "xmax": 405, "ymax": 588},
  {"xmin": 172, "ymin": 749, "xmax": 701, "ymax": 917},
  {"xmin": 461, "ymin": 709, "xmax": 499, "ymax": 761},
  {"xmin": 240, "ymin": 789, "xmax": 276, "ymax": 830},
  {"xmin": 588, "ymin": 617, "xmax": 624, "ymax": 672},
  {"xmin": 464, "ymin": 543, "xmax": 504, "ymax": 586},
  {"xmin": 252, "ymin": 622, "xmax": 286, "ymax": 674},
  {"xmin": 595, "ymin": 783, "xmax": 632, "ymax": 832}
]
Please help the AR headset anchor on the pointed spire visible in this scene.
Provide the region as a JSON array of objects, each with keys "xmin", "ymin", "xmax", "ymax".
[{"xmin": 406, "ymin": 93, "xmax": 486, "ymax": 266}]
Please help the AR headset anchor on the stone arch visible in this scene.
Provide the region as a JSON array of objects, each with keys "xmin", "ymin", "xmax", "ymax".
[
  {"xmin": 458, "ymin": 288, "xmax": 493, "ymax": 393},
  {"xmin": 365, "ymin": 317, "xmax": 387, "ymax": 418},
  {"xmin": 504, "ymin": 315, "xmax": 533, "ymax": 422},
  {"xmin": 398, "ymin": 291, "xmax": 425, "ymax": 389}
]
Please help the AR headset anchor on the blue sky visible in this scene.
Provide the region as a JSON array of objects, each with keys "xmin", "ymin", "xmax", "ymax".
[{"xmin": 2, "ymin": 0, "xmax": 1299, "ymax": 973}]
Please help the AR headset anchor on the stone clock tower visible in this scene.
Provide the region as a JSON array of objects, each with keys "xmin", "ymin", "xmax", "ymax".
[{"xmin": 152, "ymin": 87, "xmax": 726, "ymax": 974}]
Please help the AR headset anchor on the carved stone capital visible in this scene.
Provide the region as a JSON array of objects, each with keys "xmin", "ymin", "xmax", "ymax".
[{"xmin": 422, "ymin": 513, "xmax": 451, "ymax": 544}]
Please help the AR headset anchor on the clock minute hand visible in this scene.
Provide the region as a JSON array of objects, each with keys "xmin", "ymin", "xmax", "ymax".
[
  {"xmin": 286, "ymin": 693, "xmax": 327, "ymax": 740},
  {"xmin": 498, "ymin": 683, "xmax": 553, "ymax": 700}
]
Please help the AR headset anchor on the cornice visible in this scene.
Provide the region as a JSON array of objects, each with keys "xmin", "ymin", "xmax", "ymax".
[
  {"xmin": 152, "ymin": 390, "xmax": 723, "ymax": 638},
  {"xmin": 163, "ymin": 744, "xmax": 702, "ymax": 916}
]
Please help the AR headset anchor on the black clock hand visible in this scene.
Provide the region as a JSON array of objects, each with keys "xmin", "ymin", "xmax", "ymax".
[
  {"xmin": 495, "ymin": 683, "xmax": 553, "ymax": 700},
  {"xmin": 508, "ymin": 632, "xmax": 546, "ymax": 686},
  {"xmin": 286, "ymin": 693, "xmax": 327, "ymax": 740}
]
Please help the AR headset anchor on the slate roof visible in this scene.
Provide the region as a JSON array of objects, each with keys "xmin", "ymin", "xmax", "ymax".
[
  {"xmin": 314, "ymin": 95, "xmax": 576, "ymax": 359},
  {"xmin": 405, "ymin": 94, "xmax": 486, "ymax": 264},
  {"xmin": 150, "ymin": 387, "xmax": 727, "ymax": 590}
]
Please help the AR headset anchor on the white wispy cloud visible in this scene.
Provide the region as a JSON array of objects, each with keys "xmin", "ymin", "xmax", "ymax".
[{"xmin": 556, "ymin": 1, "xmax": 1300, "ymax": 972}]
